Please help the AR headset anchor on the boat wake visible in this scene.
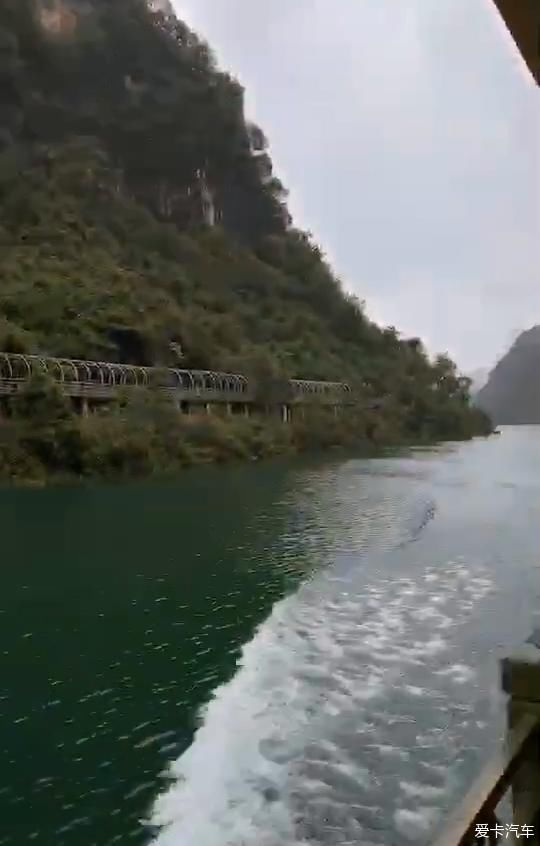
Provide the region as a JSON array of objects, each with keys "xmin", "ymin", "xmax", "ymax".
[{"xmin": 148, "ymin": 554, "xmax": 493, "ymax": 846}]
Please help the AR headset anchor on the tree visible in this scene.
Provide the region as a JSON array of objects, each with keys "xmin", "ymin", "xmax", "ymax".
[
  {"xmin": 243, "ymin": 350, "xmax": 292, "ymax": 405},
  {"xmin": 10, "ymin": 373, "xmax": 83, "ymax": 472}
]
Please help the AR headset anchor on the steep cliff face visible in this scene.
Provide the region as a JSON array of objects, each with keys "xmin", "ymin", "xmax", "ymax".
[
  {"xmin": 0, "ymin": 0, "xmax": 491, "ymax": 448},
  {"xmin": 1, "ymin": 0, "xmax": 288, "ymax": 241},
  {"xmin": 476, "ymin": 327, "xmax": 540, "ymax": 424},
  {"xmin": 37, "ymin": 0, "xmax": 79, "ymax": 37},
  {"xmin": 147, "ymin": 0, "xmax": 176, "ymax": 16}
]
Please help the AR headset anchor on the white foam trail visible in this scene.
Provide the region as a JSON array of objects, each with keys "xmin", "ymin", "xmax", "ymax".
[
  {"xmin": 149, "ymin": 561, "xmax": 493, "ymax": 846},
  {"xmin": 150, "ymin": 591, "xmax": 343, "ymax": 845}
]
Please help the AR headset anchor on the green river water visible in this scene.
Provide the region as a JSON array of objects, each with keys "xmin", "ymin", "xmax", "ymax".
[{"xmin": 1, "ymin": 427, "xmax": 539, "ymax": 846}]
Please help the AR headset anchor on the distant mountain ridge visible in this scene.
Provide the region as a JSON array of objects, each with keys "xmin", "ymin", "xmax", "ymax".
[{"xmin": 476, "ymin": 326, "xmax": 540, "ymax": 424}]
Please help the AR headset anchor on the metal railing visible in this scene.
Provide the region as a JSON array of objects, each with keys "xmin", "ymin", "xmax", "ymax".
[
  {"xmin": 433, "ymin": 714, "xmax": 540, "ymax": 845},
  {"xmin": 433, "ymin": 629, "xmax": 540, "ymax": 846},
  {"xmin": 0, "ymin": 352, "xmax": 355, "ymax": 406}
]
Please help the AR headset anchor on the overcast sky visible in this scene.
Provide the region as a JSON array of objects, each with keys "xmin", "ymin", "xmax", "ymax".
[{"xmin": 173, "ymin": 0, "xmax": 539, "ymax": 372}]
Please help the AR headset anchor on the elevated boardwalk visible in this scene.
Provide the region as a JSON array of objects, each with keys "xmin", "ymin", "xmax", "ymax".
[{"xmin": 0, "ymin": 352, "xmax": 362, "ymax": 417}]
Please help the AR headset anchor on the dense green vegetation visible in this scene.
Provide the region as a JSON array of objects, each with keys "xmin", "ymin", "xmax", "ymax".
[{"xmin": 0, "ymin": 0, "xmax": 491, "ymax": 482}]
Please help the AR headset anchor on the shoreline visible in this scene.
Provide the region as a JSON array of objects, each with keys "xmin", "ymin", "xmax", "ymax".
[{"xmin": 1, "ymin": 420, "xmax": 493, "ymax": 490}]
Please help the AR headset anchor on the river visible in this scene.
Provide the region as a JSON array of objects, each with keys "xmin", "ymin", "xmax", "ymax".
[{"xmin": 1, "ymin": 426, "xmax": 539, "ymax": 846}]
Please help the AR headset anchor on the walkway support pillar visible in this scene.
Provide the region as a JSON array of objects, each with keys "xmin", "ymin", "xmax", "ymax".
[
  {"xmin": 501, "ymin": 636, "xmax": 540, "ymax": 833},
  {"xmin": 81, "ymin": 397, "xmax": 89, "ymax": 417},
  {"xmin": 226, "ymin": 403, "xmax": 233, "ymax": 416},
  {"xmin": 244, "ymin": 404, "xmax": 250, "ymax": 419},
  {"xmin": 205, "ymin": 403, "xmax": 211, "ymax": 415},
  {"xmin": 281, "ymin": 404, "xmax": 289, "ymax": 424}
]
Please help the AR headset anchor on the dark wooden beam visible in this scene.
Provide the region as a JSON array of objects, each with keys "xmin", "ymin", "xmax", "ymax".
[
  {"xmin": 492, "ymin": 0, "xmax": 540, "ymax": 85},
  {"xmin": 432, "ymin": 714, "xmax": 540, "ymax": 846}
]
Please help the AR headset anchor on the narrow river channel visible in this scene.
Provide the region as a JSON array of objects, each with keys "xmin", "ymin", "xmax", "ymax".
[{"xmin": 1, "ymin": 427, "xmax": 539, "ymax": 845}]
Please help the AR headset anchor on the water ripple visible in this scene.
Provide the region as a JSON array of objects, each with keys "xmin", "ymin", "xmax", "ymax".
[{"xmin": 150, "ymin": 559, "xmax": 494, "ymax": 846}]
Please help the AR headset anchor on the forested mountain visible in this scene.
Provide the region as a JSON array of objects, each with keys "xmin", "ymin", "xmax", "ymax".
[
  {"xmin": 0, "ymin": 0, "xmax": 491, "ymax": 480},
  {"xmin": 476, "ymin": 327, "xmax": 540, "ymax": 424}
]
